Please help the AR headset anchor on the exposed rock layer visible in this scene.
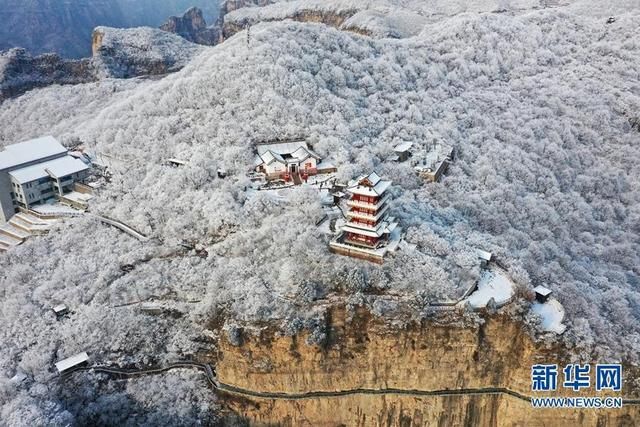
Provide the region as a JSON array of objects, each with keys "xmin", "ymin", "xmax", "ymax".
[
  {"xmin": 222, "ymin": 7, "xmax": 360, "ymax": 39},
  {"xmin": 216, "ymin": 307, "xmax": 640, "ymax": 426}
]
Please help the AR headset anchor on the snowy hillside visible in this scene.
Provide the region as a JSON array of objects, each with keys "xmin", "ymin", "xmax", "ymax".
[{"xmin": 0, "ymin": 0, "xmax": 639, "ymax": 423}]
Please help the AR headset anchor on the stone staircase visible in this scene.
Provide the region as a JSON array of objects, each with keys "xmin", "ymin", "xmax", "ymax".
[
  {"xmin": 0, "ymin": 212, "xmax": 57, "ymax": 253},
  {"xmin": 0, "ymin": 226, "xmax": 25, "ymax": 252},
  {"xmin": 9, "ymin": 212, "xmax": 55, "ymax": 235}
]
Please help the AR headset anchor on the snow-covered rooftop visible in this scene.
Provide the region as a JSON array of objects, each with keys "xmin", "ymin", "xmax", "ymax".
[
  {"xmin": 54, "ymin": 352, "xmax": 89, "ymax": 373},
  {"xmin": 349, "ymin": 179, "xmax": 392, "ymax": 197},
  {"xmin": 0, "ymin": 136, "xmax": 67, "ymax": 171},
  {"xmin": 9, "ymin": 156, "xmax": 89, "ymax": 184},
  {"xmin": 256, "ymin": 140, "xmax": 321, "ymax": 165},
  {"xmin": 53, "ymin": 304, "xmax": 68, "ymax": 314},
  {"xmin": 343, "ymin": 222, "xmax": 388, "ymax": 238},
  {"xmin": 45, "ymin": 156, "xmax": 90, "ymax": 179},
  {"xmin": 394, "ymin": 142, "xmax": 413, "ymax": 153},
  {"xmin": 259, "ymin": 150, "xmax": 286, "ymax": 165},
  {"xmin": 413, "ymin": 143, "xmax": 454, "ymax": 171},
  {"xmin": 256, "ymin": 141, "xmax": 308, "ymax": 156},
  {"xmin": 533, "ymin": 285, "xmax": 552, "ymax": 297},
  {"xmin": 477, "ymin": 250, "xmax": 493, "ymax": 261}
]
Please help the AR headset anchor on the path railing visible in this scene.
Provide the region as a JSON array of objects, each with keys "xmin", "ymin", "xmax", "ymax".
[{"xmin": 94, "ymin": 215, "xmax": 149, "ymax": 242}]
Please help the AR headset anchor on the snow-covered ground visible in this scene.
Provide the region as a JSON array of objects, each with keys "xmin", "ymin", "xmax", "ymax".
[
  {"xmin": 62, "ymin": 191, "xmax": 94, "ymax": 204},
  {"xmin": 531, "ymin": 299, "xmax": 566, "ymax": 334},
  {"xmin": 467, "ymin": 267, "xmax": 516, "ymax": 309}
]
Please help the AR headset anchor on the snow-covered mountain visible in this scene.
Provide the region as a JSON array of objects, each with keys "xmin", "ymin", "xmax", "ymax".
[
  {"xmin": 0, "ymin": 27, "xmax": 205, "ymax": 101},
  {"xmin": 0, "ymin": 0, "xmax": 221, "ymax": 58},
  {"xmin": 0, "ymin": 0, "xmax": 639, "ymax": 423}
]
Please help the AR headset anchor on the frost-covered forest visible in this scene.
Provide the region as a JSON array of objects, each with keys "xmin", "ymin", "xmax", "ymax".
[{"xmin": 1, "ymin": 0, "xmax": 640, "ymax": 423}]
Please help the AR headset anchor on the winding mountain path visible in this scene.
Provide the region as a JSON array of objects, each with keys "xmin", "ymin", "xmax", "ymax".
[{"xmin": 66, "ymin": 363, "xmax": 640, "ymax": 405}]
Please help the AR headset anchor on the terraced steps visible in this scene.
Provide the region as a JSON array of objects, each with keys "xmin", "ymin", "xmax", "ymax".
[
  {"xmin": 9, "ymin": 214, "xmax": 54, "ymax": 235},
  {"xmin": 0, "ymin": 224, "xmax": 29, "ymax": 241},
  {"xmin": 0, "ymin": 233, "xmax": 22, "ymax": 249},
  {"xmin": 15, "ymin": 212, "xmax": 50, "ymax": 226}
]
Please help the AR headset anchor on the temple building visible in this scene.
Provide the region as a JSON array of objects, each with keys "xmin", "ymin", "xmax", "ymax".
[
  {"xmin": 254, "ymin": 140, "xmax": 321, "ymax": 181},
  {"xmin": 329, "ymin": 172, "xmax": 401, "ymax": 263},
  {"xmin": 253, "ymin": 139, "xmax": 337, "ymax": 184}
]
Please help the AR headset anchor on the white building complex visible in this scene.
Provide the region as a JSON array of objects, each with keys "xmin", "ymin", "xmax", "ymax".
[{"xmin": 0, "ymin": 136, "xmax": 90, "ymax": 222}]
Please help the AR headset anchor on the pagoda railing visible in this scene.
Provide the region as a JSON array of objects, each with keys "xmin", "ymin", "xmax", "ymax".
[{"xmin": 346, "ymin": 194, "xmax": 390, "ymax": 210}]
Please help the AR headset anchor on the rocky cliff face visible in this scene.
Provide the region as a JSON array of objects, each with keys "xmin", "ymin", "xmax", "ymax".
[
  {"xmin": 0, "ymin": 48, "xmax": 97, "ymax": 102},
  {"xmin": 160, "ymin": 7, "xmax": 221, "ymax": 46},
  {"xmin": 215, "ymin": 306, "xmax": 640, "ymax": 426}
]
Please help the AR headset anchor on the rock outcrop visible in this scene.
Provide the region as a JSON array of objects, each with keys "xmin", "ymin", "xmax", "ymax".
[
  {"xmin": 215, "ymin": 306, "xmax": 640, "ymax": 426},
  {"xmin": 91, "ymin": 26, "xmax": 204, "ymax": 78},
  {"xmin": 159, "ymin": 7, "xmax": 221, "ymax": 46},
  {"xmin": 0, "ymin": 26, "xmax": 205, "ymax": 102},
  {"xmin": 0, "ymin": 48, "xmax": 97, "ymax": 102}
]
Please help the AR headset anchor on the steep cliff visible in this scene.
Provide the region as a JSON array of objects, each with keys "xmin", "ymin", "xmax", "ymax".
[
  {"xmin": 215, "ymin": 307, "xmax": 640, "ymax": 426},
  {"xmin": 0, "ymin": 48, "xmax": 97, "ymax": 102}
]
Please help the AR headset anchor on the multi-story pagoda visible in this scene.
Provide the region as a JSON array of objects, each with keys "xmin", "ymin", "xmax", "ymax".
[{"xmin": 329, "ymin": 172, "xmax": 401, "ymax": 263}]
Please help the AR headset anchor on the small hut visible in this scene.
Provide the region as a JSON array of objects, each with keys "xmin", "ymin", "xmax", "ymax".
[
  {"xmin": 53, "ymin": 304, "xmax": 69, "ymax": 318},
  {"xmin": 393, "ymin": 142, "xmax": 414, "ymax": 162},
  {"xmin": 55, "ymin": 352, "xmax": 89, "ymax": 374},
  {"xmin": 533, "ymin": 285, "xmax": 552, "ymax": 303}
]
